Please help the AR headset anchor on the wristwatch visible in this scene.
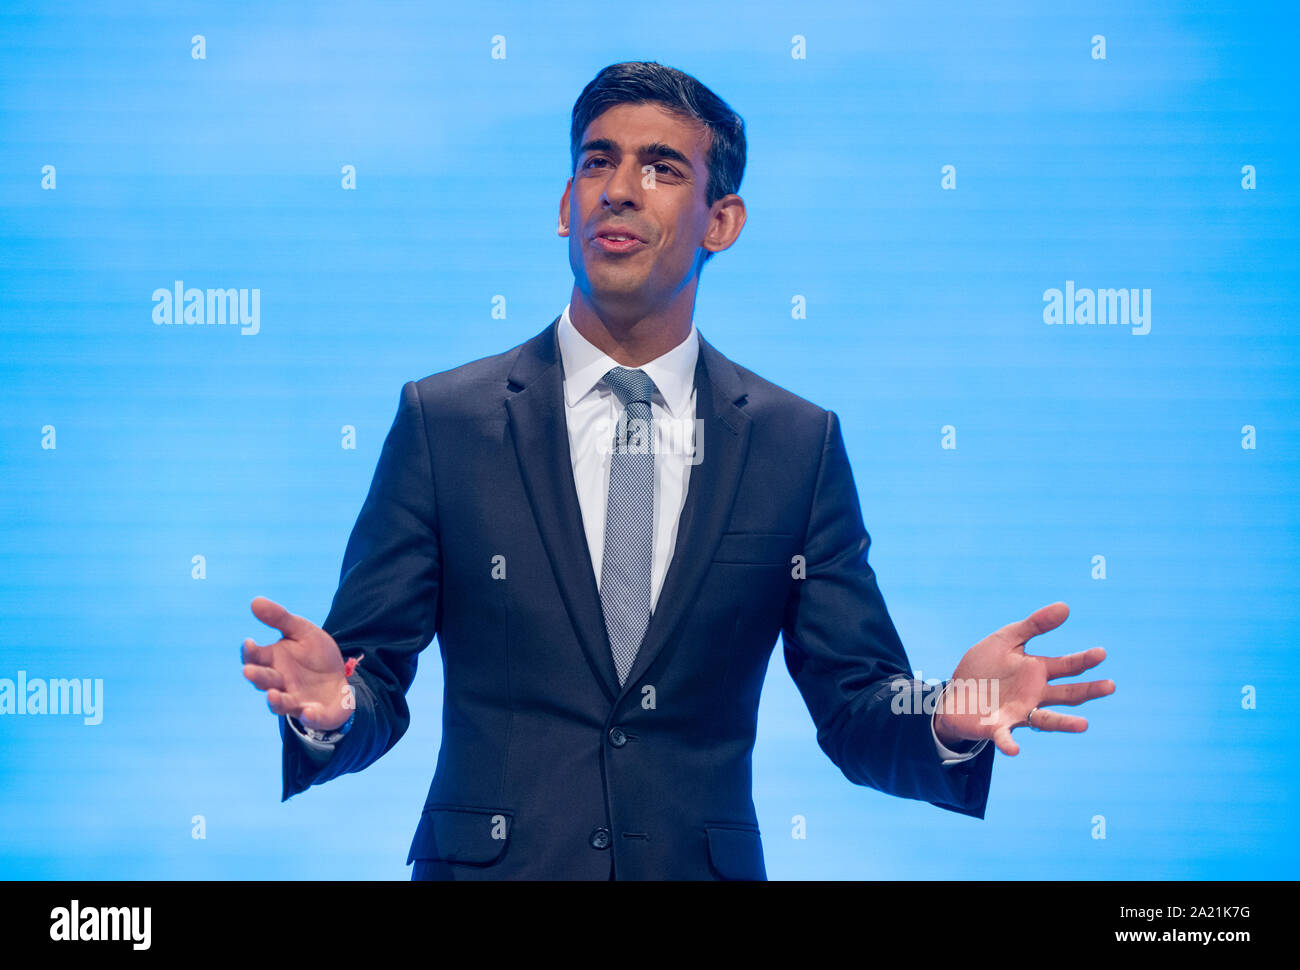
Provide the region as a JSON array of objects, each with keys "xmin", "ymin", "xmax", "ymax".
[{"xmin": 289, "ymin": 708, "xmax": 355, "ymax": 744}]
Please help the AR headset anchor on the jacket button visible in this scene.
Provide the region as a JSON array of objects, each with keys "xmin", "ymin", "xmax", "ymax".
[
  {"xmin": 589, "ymin": 827, "xmax": 611, "ymax": 850},
  {"xmin": 608, "ymin": 727, "xmax": 627, "ymax": 748}
]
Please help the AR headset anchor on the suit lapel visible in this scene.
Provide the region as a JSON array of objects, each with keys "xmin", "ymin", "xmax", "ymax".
[
  {"xmin": 616, "ymin": 333, "xmax": 752, "ymax": 696},
  {"xmin": 504, "ymin": 316, "xmax": 753, "ymax": 703},
  {"xmin": 505, "ymin": 316, "xmax": 620, "ymax": 700}
]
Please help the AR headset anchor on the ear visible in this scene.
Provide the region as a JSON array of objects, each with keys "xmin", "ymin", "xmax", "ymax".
[
  {"xmin": 700, "ymin": 194, "xmax": 746, "ymax": 256},
  {"xmin": 558, "ymin": 177, "xmax": 573, "ymax": 237}
]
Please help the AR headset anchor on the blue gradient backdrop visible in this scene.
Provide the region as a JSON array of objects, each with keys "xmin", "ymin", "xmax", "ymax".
[{"xmin": 1, "ymin": 1, "xmax": 1297, "ymax": 879}]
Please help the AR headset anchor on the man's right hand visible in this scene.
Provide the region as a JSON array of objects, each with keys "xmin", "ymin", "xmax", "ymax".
[{"xmin": 241, "ymin": 596, "xmax": 353, "ymax": 732}]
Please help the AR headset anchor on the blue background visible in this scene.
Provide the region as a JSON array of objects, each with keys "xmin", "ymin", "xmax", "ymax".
[{"xmin": 1, "ymin": 0, "xmax": 1296, "ymax": 879}]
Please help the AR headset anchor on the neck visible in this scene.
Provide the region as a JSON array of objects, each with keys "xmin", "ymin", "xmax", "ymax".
[{"xmin": 568, "ymin": 287, "xmax": 694, "ymax": 366}]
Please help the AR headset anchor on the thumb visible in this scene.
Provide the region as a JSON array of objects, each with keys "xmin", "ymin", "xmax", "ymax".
[
  {"xmin": 994, "ymin": 725, "xmax": 1019, "ymax": 757},
  {"xmin": 251, "ymin": 596, "xmax": 310, "ymax": 639}
]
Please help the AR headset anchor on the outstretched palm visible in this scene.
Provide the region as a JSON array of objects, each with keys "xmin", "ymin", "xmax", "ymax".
[
  {"xmin": 935, "ymin": 602, "xmax": 1114, "ymax": 757},
  {"xmin": 241, "ymin": 596, "xmax": 351, "ymax": 731}
]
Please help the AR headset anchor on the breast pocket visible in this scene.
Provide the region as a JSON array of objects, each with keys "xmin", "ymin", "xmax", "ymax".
[{"xmin": 711, "ymin": 532, "xmax": 794, "ymax": 565}]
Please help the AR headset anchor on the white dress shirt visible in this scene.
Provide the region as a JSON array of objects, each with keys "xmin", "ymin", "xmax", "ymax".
[
  {"xmin": 556, "ymin": 301, "xmax": 698, "ymax": 611},
  {"xmin": 289, "ymin": 304, "xmax": 986, "ymax": 766}
]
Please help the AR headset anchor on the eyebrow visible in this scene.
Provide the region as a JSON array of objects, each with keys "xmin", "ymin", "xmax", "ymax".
[{"xmin": 578, "ymin": 137, "xmax": 694, "ymax": 171}]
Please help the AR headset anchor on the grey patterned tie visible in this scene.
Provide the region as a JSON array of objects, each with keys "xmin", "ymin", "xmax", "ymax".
[{"xmin": 600, "ymin": 366, "xmax": 656, "ymax": 687}]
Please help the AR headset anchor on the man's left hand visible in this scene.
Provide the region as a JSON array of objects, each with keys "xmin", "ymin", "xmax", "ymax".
[{"xmin": 933, "ymin": 602, "xmax": 1114, "ymax": 757}]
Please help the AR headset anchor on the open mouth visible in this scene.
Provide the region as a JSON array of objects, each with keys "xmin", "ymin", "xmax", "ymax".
[{"xmin": 593, "ymin": 228, "xmax": 647, "ymax": 253}]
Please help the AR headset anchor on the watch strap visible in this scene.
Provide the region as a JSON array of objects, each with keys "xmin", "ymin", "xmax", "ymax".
[{"xmin": 290, "ymin": 707, "xmax": 355, "ymax": 744}]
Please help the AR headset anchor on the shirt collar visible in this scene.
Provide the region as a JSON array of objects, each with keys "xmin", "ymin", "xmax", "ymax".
[{"xmin": 556, "ymin": 302, "xmax": 698, "ymax": 417}]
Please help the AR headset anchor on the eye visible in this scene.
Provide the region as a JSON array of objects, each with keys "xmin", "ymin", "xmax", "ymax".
[{"xmin": 584, "ymin": 157, "xmax": 610, "ymax": 169}]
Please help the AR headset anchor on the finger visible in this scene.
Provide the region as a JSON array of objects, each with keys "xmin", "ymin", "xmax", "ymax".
[
  {"xmin": 243, "ymin": 663, "xmax": 286, "ymax": 692},
  {"xmin": 1026, "ymin": 709, "xmax": 1088, "ymax": 732},
  {"xmin": 1005, "ymin": 601, "xmax": 1069, "ymax": 645},
  {"xmin": 994, "ymin": 725, "xmax": 1019, "ymax": 756},
  {"xmin": 266, "ymin": 688, "xmax": 303, "ymax": 719},
  {"xmin": 297, "ymin": 701, "xmax": 340, "ymax": 728},
  {"xmin": 251, "ymin": 596, "xmax": 311, "ymax": 639},
  {"xmin": 241, "ymin": 637, "xmax": 275, "ymax": 666},
  {"xmin": 1043, "ymin": 647, "xmax": 1106, "ymax": 680},
  {"xmin": 1040, "ymin": 678, "xmax": 1114, "ymax": 707}
]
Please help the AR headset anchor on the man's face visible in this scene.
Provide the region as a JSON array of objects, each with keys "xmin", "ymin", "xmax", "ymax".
[{"xmin": 559, "ymin": 102, "xmax": 717, "ymax": 314}]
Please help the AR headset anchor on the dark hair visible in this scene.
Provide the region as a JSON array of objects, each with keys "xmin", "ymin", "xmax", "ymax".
[{"xmin": 570, "ymin": 61, "xmax": 746, "ymax": 263}]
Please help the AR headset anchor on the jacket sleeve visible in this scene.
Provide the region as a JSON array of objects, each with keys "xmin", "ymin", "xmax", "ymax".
[
  {"xmin": 780, "ymin": 410, "xmax": 994, "ymax": 819},
  {"xmin": 280, "ymin": 379, "xmax": 441, "ymax": 801}
]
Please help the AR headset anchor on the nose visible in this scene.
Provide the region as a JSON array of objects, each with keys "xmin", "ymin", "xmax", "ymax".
[{"xmin": 600, "ymin": 158, "xmax": 645, "ymax": 212}]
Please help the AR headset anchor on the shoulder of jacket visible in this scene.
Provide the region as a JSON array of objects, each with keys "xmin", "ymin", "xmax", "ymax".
[
  {"xmin": 403, "ymin": 337, "xmax": 532, "ymax": 417},
  {"xmin": 721, "ymin": 354, "xmax": 830, "ymax": 432}
]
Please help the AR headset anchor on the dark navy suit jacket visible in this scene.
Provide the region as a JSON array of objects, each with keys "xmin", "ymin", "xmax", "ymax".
[{"xmin": 279, "ymin": 316, "xmax": 995, "ymax": 879}]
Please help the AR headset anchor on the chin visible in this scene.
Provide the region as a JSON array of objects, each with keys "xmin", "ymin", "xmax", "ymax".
[{"xmin": 589, "ymin": 265, "xmax": 648, "ymax": 289}]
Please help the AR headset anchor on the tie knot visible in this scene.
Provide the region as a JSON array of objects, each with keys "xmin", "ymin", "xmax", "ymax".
[{"xmin": 602, "ymin": 366, "xmax": 656, "ymax": 407}]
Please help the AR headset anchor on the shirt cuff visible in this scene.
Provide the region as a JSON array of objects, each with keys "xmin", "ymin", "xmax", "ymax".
[
  {"xmin": 285, "ymin": 714, "xmax": 340, "ymax": 763},
  {"xmin": 931, "ymin": 707, "xmax": 988, "ymax": 765}
]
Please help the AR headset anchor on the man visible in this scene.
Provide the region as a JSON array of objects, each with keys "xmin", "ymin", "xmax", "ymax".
[{"xmin": 241, "ymin": 61, "xmax": 1114, "ymax": 880}]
